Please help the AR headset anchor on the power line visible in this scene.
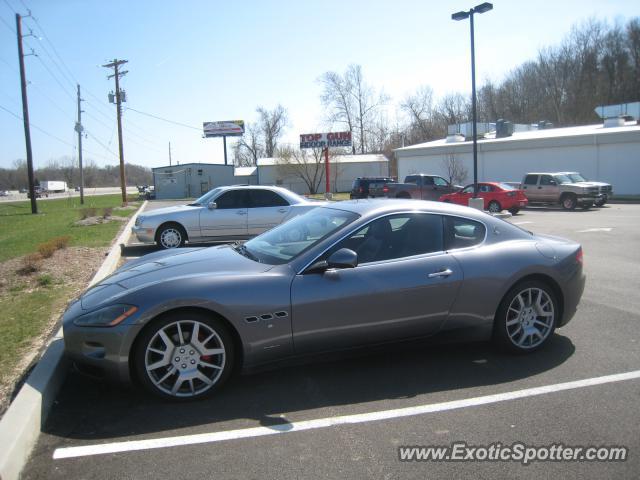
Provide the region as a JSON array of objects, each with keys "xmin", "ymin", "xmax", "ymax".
[
  {"xmin": 33, "ymin": 53, "xmax": 75, "ymax": 101},
  {"xmin": 124, "ymin": 106, "xmax": 202, "ymax": 131},
  {"xmin": 0, "ymin": 14, "xmax": 15, "ymax": 33},
  {"xmin": 85, "ymin": 129, "xmax": 118, "ymax": 158},
  {"xmin": 2, "ymin": 0, "xmax": 16, "ymax": 14}
]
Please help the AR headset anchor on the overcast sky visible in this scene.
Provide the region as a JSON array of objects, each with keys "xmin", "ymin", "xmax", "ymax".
[{"xmin": 0, "ymin": 0, "xmax": 638, "ymax": 170}]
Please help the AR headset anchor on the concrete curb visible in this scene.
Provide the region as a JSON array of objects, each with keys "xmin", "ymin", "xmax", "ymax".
[{"xmin": 0, "ymin": 200, "xmax": 147, "ymax": 480}]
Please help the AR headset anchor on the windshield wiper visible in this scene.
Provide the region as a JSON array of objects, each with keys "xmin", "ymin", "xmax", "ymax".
[{"xmin": 233, "ymin": 242, "xmax": 260, "ymax": 262}]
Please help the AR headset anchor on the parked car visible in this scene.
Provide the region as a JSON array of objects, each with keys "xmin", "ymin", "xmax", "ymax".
[
  {"xmin": 132, "ymin": 185, "xmax": 325, "ymax": 249},
  {"xmin": 439, "ymin": 182, "xmax": 528, "ymax": 214},
  {"xmin": 350, "ymin": 177, "xmax": 396, "ymax": 199},
  {"xmin": 384, "ymin": 174, "xmax": 460, "ymax": 200},
  {"xmin": 0, "ymin": 190, "xmax": 9, "ymax": 197},
  {"xmin": 19, "ymin": 188, "xmax": 27, "ymax": 194},
  {"xmin": 520, "ymin": 173, "xmax": 599, "ymax": 210},
  {"xmin": 63, "ymin": 199, "xmax": 585, "ymax": 400},
  {"xmin": 558, "ymin": 172, "xmax": 613, "ymax": 206}
]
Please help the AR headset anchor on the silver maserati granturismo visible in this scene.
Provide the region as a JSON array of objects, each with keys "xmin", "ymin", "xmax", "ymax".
[{"xmin": 62, "ymin": 200, "xmax": 585, "ymax": 400}]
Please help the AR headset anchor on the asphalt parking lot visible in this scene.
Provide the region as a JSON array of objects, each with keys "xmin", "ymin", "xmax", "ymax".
[{"xmin": 23, "ymin": 203, "xmax": 640, "ymax": 479}]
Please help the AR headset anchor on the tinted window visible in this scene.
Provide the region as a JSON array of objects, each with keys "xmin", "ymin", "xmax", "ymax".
[
  {"xmin": 462, "ymin": 185, "xmax": 474, "ymax": 194},
  {"xmin": 524, "ymin": 175, "xmax": 538, "ymax": 185},
  {"xmin": 444, "ymin": 216, "xmax": 486, "ymax": 250},
  {"xmin": 331, "ymin": 213, "xmax": 443, "ymax": 264},
  {"xmin": 540, "ymin": 175, "xmax": 556, "ymax": 186},
  {"xmin": 405, "ymin": 176, "xmax": 420, "ymax": 185},
  {"xmin": 249, "ymin": 189, "xmax": 289, "ymax": 207},
  {"xmin": 479, "ymin": 184, "xmax": 493, "ymax": 193},
  {"xmin": 434, "ymin": 177, "xmax": 449, "ymax": 186},
  {"xmin": 215, "ymin": 190, "xmax": 248, "ymax": 209}
]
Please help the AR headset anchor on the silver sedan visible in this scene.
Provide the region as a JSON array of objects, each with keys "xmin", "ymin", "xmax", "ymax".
[
  {"xmin": 63, "ymin": 200, "xmax": 585, "ymax": 400},
  {"xmin": 132, "ymin": 185, "xmax": 323, "ymax": 248}
]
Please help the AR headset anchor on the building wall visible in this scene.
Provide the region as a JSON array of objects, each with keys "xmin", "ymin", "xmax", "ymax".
[
  {"xmin": 397, "ymin": 133, "xmax": 640, "ymax": 195},
  {"xmin": 153, "ymin": 164, "xmax": 235, "ymax": 199},
  {"xmin": 255, "ymin": 161, "xmax": 390, "ymax": 194}
]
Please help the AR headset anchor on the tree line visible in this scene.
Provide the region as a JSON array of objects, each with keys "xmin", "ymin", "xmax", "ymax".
[{"xmin": 0, "ymin": 157, "xmax": 153, "ymax": 190}]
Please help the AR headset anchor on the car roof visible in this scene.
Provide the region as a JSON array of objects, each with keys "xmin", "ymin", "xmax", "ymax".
[
  {"xmin": 323, "ymin": 198, "xmax": 495, "ymax": 222},
  {"xmin": 216, "ymin": 184, "xmax": 308, "ymax": 203}
]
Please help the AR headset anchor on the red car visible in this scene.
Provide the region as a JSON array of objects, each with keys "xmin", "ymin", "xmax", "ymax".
[{"xmin": 439, "ymin": 182, "xmax": 528, "ymax": 214}]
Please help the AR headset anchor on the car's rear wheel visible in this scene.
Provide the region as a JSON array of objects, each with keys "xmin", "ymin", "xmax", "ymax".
[
  {"xmin": 493, "ymin": 280, "xmax": 557, "ymax": 354},
  {"xmin": 134, "ymin": 311, "xmax": 234, "ymax": 400},
  {"xmin": 488, "ymin": 200, "xmax": 502, "ymax": 213},
  {"xmin": 396, "ymin": 192, "xmax": 411, "ymax": 199},
  {"xmin": 156, "ymin": 223, "xmax": 186, "ymax": 249},
  {"xmin": 561, "ymin": 194, "xmax": 577, "ymax": 210},
  {"xmin": 508, "ymin": 207, "xmax": 520, "ymax": 215}
]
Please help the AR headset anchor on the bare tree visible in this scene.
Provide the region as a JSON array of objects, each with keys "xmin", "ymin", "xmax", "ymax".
[
  {"xmin": 233, "ymin": 123, "xmax": 263, "ymax": 167},
  {"xmin": 275, "ymin": 146, "xmax": 326, "ymax": 195},
  {"xmin": 257, "ymin": 104, "xmax": 288, "ymax": 158},
  {"xmin": 319, "ymin": 64, "xmax": 388, "ymax": 154},
  {"xmin": 441, "ymin": 152, "xmax": 468, "ymax": 186}
]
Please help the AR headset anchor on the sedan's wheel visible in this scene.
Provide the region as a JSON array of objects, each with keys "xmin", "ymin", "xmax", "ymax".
[
  {"xmin": 488, "ymin": 200, "xmax": 502, "ymax": 213},
  {"xmin": 508, "ymin": 208, "xmax": 520, "ymax": 215},
  {"xmin": 493, "ymin": 281, "xmax": 557, "ymax": 353},
  {"xmin": 157, "ymin": 224, "xmax": 185, "ymax": 249},
  {"xmin": 135, "ymin": 312, "xmax": 234, "ymax": 400}
]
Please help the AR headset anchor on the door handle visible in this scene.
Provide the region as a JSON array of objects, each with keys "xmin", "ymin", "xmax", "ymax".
[
  {"xmin": 278, "ymin": 208, "xmax": 287, "ymax": 213},
  {"xmin": 538, "ymin": 186, "xmax": 542, "ymax": 189},
  {"xmin": 236, "ymin": 210, "xmax": 246, "ymax": 215},
  {"xmin": 428, "ymin": 268, "xmax": 453, "ymax": 278}
]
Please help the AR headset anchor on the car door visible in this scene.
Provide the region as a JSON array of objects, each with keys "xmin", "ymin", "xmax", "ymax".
[
  {"xmin": 521, "ymin": 174, "xmax": 540, "ymax": 201},
  {"xmin": 453, "ymin": 185, "xmax": 474, "ymax": 205},
  {"xmin": 539, "ymin": 175, "xmax": 559, "ymax": 202},
  {"xmin": 247, "ymin": 189, "xmax": 291, "ymax": 236},
  {"xmin": 434, "ymin": 176, "xmax": 455, "ymax": 196},
  {"xmin": 290, "ymin": 213, "xmax": 463, "ymax": 354},
  {"xmin": 199, "ymin": 189, "xmax": 249, "ymax": 238}
]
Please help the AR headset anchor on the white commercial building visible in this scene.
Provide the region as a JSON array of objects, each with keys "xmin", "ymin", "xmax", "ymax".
[
  {"xmin": 394, "ymin": 122, "xmax": 640, "ymax": 195},
  {"xmin": 234, "ymin": 154, "xmax": 390, "ymax": 195}
]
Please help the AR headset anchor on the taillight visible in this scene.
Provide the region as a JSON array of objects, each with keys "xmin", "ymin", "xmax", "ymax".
[
  {"xmin": 383, "ymin": 186, "xmax": 389, "ymax": 193},
  {"xmin": 358, "ymin": 187, "xmax": 363, "ymax": 193},
  {"xmin": 576, "ymin": 248, "xmax": 583, "ymax": 265}
]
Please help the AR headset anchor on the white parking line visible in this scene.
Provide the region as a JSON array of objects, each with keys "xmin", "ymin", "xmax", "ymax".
[
  {"xmin": 577, "ymin": 228, "xmax": 613, "ymax": 233},
  {"xmin": 52, "ymin": 369, "xmax": 640, "ymax": 460},
  {"xmin": 512, "ymin": 221, "xmax": 533, "ymax": 225}
]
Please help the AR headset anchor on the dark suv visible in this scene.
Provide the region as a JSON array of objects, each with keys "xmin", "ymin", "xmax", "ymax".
[{"xmin": 350, "ymin": 177, "xmax": 395, "ymax": 199}]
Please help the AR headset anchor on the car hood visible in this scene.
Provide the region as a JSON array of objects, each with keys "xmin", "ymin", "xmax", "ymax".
[
  {"xmin": 80, "ymin": 245, "xmax": 273, "ymax": 310},
  {"xmin": 140, "ymin": 204, "xmax": 202, "ymax": 218}
]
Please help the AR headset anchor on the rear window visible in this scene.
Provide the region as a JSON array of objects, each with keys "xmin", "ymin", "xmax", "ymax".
[
  {"xmin": 444, "ymin": 216, "xmax": 486, "ymax": 250},
  {"xmin": 524, "ymin": 175, "xmax": 538, "ymax": 185},
  {"xmin": 498, "ymin": 183, "xmax": 516, "ymax": 190}
]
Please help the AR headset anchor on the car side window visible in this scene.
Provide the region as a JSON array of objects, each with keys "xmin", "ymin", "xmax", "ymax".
[
  {"xmin": 215, "ymin": 190, "xmax": 248, "ymax": 209},
  {"xmin": 434, "ymin": 177, "xmax": 448, "ymax": 186},
  {"xmin": 461, "ymin": 185, "xmax": 474, "ymax": 194},
  {"xmin": 328, "ymin": 213, "xmax": 444, "ymax": 264},
  {"xmin": 540, "ymin": 175, "xmax": 555, "ymax": 186},
  {"xmin": 422, "ymin": 176, "xmax": 434, "ymax": 185},
  {"xmin": 479, "ymin": 184, "xmax": 493, "ymax": 193},
  {"xmin": 444, "ymin": 216, "xmax": 486, "ymax": 250},
  {"xmin": 524, "ymin": 175, "xmax": 538, "ymax": 185},
  {"xmin": 249, "ymin": 189, "xmax": 289, "ymax": 208}
]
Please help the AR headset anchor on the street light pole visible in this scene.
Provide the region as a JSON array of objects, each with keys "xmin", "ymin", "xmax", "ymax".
[{"xmin": 452, "ymin": 2, "xmax": 492, "ymax": 199}]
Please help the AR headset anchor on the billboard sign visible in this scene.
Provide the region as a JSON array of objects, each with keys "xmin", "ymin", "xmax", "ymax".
[
  {"xmin": 300, "ymin": 131, "xmax": 352, "ymax": 149},
  {"xmin": 203, "ymin": 120, "xmax": 245, "ymax": 137}
]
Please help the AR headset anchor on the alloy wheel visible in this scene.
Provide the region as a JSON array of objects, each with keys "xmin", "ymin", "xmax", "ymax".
[
  {"xmin": 159, "ymin": 228, "xmax": 182, "ymax": 248},
  {"xmin": 505, "ymin": 287, "xmax": 555, "ymax": 349}
]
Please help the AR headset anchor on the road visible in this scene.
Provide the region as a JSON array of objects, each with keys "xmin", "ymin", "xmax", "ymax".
[
  {"xmin": 0, "ymin": 187, "xmax": 139, "ymax": 203},
  {"xmin": 23, "ymin": 204, "xmax": 640, "ymax": 479}
]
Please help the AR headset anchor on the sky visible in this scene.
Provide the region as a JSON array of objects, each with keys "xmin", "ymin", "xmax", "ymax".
[{"xmin": 0, "ymin": 0, "xmax": 638, "ymax": 171}]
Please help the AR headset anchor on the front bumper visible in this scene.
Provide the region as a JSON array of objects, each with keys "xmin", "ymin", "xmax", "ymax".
[
  {"xmin": 132, "ymin": 225, "xmax": 156, "ymax": 244},
  {"xmin": 62, "ymin": 300, "xmax": 142, "ymax": 384},
  {"xmin": 576, "ymin": 195, "xmax": 596, "ymax": 206}
]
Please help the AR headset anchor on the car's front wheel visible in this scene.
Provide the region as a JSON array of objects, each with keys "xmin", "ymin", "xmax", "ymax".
[
  {"xmin": 156, "ymin": 223, "xmax": 186, "ymax": 249},
  {"xmin": 488, "ymin": 200, "xmax": 502, "ymax": 213},
  {"xmin": 134, "ymin": 311, "xmax": 235, "ymax": 400},
  {"xmin": 493, "ymin": 280, "xmax": 557, "ymax": 354}
]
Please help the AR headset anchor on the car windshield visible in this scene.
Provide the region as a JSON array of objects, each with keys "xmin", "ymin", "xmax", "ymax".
[
  {"xmin": 567, "ymin": 173, "xmax": 588, "ymax": 182},
  {"xmin": 554, "ymin": 174, "xmax": 572, "ymax": 184},
  {"xmin": 240, "ymin": 207, "xmax": 359, "ymax": 265},
  {"xmin": 190, "ymin": 187, "xmax": 224, "ymax": 206}
]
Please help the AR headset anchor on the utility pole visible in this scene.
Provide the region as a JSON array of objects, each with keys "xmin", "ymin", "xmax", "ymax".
[
  {"xmin": 15, "ymin": 13, "xmax": 37, "ymax": 214},
  {"xmin": 168, "ymin": 141, "xmax": 172, "ymax": 166},
  {"xmin": 75, "ymin": 84, "xmax": 85, "ymax": 204},
  {"xmin": 103, "ymin": 59, "xmax": 128, "ymax": 205}
]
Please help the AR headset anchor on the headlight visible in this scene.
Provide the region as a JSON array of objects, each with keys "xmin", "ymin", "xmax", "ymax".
[
  {"xmin": 74, "ymin": 304, "xmax": 138, "ymax": 327},
  {"xmin": 135, "ymin": 216, "xmax": 145, "ymax": 226}
]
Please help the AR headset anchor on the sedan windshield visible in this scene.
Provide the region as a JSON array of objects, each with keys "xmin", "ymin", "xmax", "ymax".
[
  {"xmin": 567, "ymin": 173, "xmax": 588, "ymax": 182},
  {"xmin": 241, "ymin": 207, "xmax": 359, "ymax": 265},
  {"xmin": 190, "ymin": 187, "xmax": 223, "ymax": 206}
]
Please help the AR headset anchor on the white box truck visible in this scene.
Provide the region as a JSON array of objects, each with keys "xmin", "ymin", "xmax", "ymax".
[{"xmin": 40, "ymin": 181, "xmax": 67, "ymax": 193}]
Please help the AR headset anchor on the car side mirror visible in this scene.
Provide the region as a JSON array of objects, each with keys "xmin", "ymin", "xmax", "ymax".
[
  {"xmin": 327, "ymin": 248, "xmax": 358, "ymax": 269},
  {"xmin": 207, "ymin": 201, "xmax": 217, "ymax": 210},
  {"xmin": 549, "ymin": 180, "xmax": 556, "ymax": 186}
]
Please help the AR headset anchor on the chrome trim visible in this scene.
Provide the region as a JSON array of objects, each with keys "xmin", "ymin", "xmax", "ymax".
[{"xmin": 296, "ymin": 210, "xmax": 488, "ymax": 275}]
